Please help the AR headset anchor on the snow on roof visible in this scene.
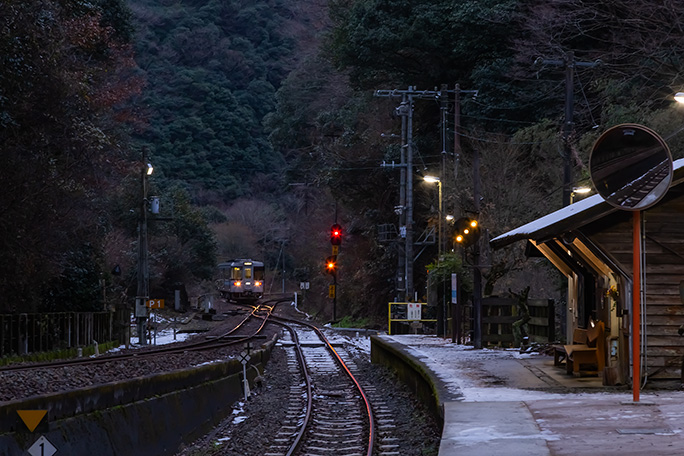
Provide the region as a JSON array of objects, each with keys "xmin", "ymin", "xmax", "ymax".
[{"xmin": 490, "ymin": 158, "xmax": 684, "ymax": 249}]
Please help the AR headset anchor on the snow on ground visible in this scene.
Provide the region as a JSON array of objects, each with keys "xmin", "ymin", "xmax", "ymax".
[
  {"xmin": 383, "ymin": 334, "xmax": 684, "ymax": 405},
  {"xmin": 146, "ymin": 325, "xmax": 193, "ymax": 346},
  {"xmin": 107, "ymin": 313, "xmax": 193, "ymax": 353},
  {"xmin": 386, "ymin": 334, "xmax": 566, "ymax": 401}
]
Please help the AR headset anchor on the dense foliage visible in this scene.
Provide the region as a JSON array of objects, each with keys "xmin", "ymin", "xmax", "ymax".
[
  {"xmin": 129, "ymin": 0, "xmax": 294, "ymax": 202},
  {"xmin": 0, "ymin": 0, "xmax": 140, "ymax": 312},
  {"xmin": 5, "ymin": 0, "xmax": 684, "ymax": 322},
  {"xmin": 309, "ymin": 0, "xmax": 684, "ymax": 311}
]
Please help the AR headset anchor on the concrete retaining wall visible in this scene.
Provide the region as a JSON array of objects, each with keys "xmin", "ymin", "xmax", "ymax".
[
  {"xmin": 0, "ymin": 335, "xmax": 276, "ymax": 456},
  {"xmin": 370, "ymin": 335, "xmax": 448, "ymax": 428}
]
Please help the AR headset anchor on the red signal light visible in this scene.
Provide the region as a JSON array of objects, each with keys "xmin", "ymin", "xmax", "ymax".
[{"xmin": 330, "ymin": 224, "xmax": 342, "ymax": 245}]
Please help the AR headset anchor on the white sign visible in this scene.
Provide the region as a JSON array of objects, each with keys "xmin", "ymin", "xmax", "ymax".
[
  {"xmin": 28, "ymin": 436, "xmax": 57, "ymax": 456},
  {"xmin": 451, "ymin": 273, "xmax": 458, "ymax": 304},
  {"xmin": 239, "ymin": 351, "xmax": 251, "ymax": 364},
  {"xmin": 407, "ymin": 303, "xmax": 421, "ymax": 321}
]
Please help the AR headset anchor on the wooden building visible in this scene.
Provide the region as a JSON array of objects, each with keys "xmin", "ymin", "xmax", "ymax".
[{"xmin": 491, "ymin": 158, "xmax": 684, "ymax": 385}]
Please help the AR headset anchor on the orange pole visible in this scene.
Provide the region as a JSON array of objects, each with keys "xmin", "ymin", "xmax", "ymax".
[{"xmin": 632, "ymin": 211, "xmax": 641, "ymax": 402}]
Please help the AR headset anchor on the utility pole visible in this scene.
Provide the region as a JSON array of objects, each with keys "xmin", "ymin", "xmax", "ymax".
[
  {"xmin": 453, "ymin": 84, "xmax": 461, "ymax": 185},
  {"xmin": 376, "ymin": 87, "xmax": 445, "ymax": 301},
  {"xmin": 536, "ymin": 52, "xmax": 600, "ymax": 206},
  {"xmin": 135, "ymin": 148, "xmax": 153, "ymax": 345},
  {"xmin": 399, "ymin": 94, "xmax": 407, "ymax": 300},
  {"xmin": 376, "ymin": 85, "xmax": 477, "ymax": 303},
  {"xmin": 439, "ymin": 83, "xmax": 448, "ymax": 257},
  {"xmin": 472, "ymin": 148, "xmax": 483, "ymax": 349}
]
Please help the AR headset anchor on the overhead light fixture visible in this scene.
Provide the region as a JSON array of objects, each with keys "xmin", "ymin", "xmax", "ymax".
[{"xmin": 573, "ymin": 186, "xmax": 591, "ymax": 194}]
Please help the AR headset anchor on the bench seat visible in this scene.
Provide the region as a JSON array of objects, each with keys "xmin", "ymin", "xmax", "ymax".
[{"xmin": 553, "ymin": 321, "xmax": 605, "ymax": 376}]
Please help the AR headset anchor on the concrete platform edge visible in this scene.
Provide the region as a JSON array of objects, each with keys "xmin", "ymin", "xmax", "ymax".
[
  {"xmin": 370, "ymin": 336, "xmax": 551, "ymax": 456},
  {"xmin": 370, "ymin": 335, "xmax": 454, "ymax": 428}
]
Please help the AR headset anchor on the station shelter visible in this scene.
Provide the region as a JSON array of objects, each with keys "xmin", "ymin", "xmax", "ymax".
[{"xmin": 491, "ymin": 158, "xmax": 684, "ymax": 386}]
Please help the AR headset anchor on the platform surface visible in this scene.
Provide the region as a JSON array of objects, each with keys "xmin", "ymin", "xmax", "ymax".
[{"xmin": 377, "ymin": 334, "xmax": 684, "ymax": 456}]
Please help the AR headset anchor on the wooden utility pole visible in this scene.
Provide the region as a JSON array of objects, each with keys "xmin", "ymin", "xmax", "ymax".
[
  {"xmin": 453, "ymin": 83, "xmax": 462, "ymax": 185},
  {"xmin": 536, "ymin": 52, "xmax": 600, "ymax": 206},
  {"xmin": 472, "ymin": 148, "xmax": 483, "ymax": 349}
]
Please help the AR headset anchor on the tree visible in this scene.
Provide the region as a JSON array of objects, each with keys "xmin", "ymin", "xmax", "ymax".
[
  {"xmin": 152, "ymin": 188, "xmax": 218, "ymax": 286},
  {"xmin": 513, "ymin": 0, "xmax": 684, "ymax": 134},
  {"xmin": 0, "ymin": 0, "xmax": 139, "ymax": 312},
  {"xmin": 328, "ymin": 0, "xmax": 517, "ymax": 90},
  {"xmin": 129, "ymin": 0, "xmax": 294, "ymax": 202}
]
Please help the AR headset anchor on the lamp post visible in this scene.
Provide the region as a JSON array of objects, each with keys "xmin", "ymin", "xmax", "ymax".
[
  {"xmin": 570, "ymin": 186, "xmax": 592, "ymax": 204},
  {"xmin": 135, "ymin": 151, "xmax": 153, "ymax": 345},
  {"xmin": 425, "ymin": 175, "xmax": 447, "ymax": 336},
  {"xmin": 423, "ymin": 175, "xmax": 442, "ymax": 258}
]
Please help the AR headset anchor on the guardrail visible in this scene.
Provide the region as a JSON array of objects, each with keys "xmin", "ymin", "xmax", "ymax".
[{"xmin": 387, "ymin": 302, "xmax": 437, "ymax": 335}]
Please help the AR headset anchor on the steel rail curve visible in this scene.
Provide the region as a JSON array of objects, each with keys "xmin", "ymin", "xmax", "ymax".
[
  {"xmin": 0, "ymin": 298, "xmax": 288, "ymax": 373},
  {"xmin": 269, "ymin": 315, "xmax": 376, "ymax": 456}
]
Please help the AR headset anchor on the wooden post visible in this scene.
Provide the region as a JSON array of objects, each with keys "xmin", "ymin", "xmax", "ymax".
[{"xmin": 632, "ymin": 211, "xmax": 641, "ymax": 402}]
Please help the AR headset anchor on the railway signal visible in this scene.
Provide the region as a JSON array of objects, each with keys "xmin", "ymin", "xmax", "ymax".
[
  {"xmin": 330, "ymin": 224, "xmax": 342, "ymax": 245},
  {"xmin": 454, "ymin": 217, "xmax": 479, "ymax": 247},
  {"xmin": 325, "ymin": 256, "xmax": 337, "ymax": 275}
]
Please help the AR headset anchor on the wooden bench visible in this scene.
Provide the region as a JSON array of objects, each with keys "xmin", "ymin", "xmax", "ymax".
[
  {"xmin": 553, "ymin": 321, "xmax": 605, "ymax": 376},
  {"xmin": 553, "ymin": 328, "xmax": 586, "ymax": 366}
]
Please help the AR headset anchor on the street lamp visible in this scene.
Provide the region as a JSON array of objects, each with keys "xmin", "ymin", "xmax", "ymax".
[
  {"xmin": 570, "ymin": 186, "xmax": 592, "ymax": 203},
  {"xmin": 424, "ymin": 174, "xmax": 447, "ymax": 336},
  {"xmin": 675, "ymin": 92, "xmax": 684, "ymax": 103},
  {"xmin": 423, "ymin": 175, "xmax": 442, "ymax": 257},
  {"xmin": 136, "ymin": 150, "xmax": 153, "ymax": 345}
]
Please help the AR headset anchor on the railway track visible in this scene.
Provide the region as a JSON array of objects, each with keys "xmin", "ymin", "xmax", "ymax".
[
  {"xmin": 265, "ymin": 318, "xmax": 375, "ymax": 456},
  {"xmin": 608, "ymin": 158, "xmax": 671, "ymax": 208},
  {"xmin": 0, "ymin": 298, "xmax": 287, "ymax": 374}
]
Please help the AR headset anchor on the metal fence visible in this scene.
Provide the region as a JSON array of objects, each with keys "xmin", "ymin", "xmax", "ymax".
[
  {"xmin": 0, "ymin": 312, "xmax": 113, "ymax": 357},
  {"xmin": 387, "ymin": 302, "xmax": 437, "ymax": 335}
]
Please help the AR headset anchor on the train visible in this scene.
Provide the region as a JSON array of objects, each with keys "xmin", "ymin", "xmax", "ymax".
[{"xmin": 216, "ymin": 259, "xmax": 265, "ymax": 302}]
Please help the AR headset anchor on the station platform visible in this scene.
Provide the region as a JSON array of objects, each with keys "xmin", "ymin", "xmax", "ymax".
[{"xmin": 372, "ymin": 334, "xmax": 684, "ymax": 456}]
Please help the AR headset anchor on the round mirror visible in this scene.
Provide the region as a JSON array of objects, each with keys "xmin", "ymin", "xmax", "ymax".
[{"xmin": 590, "ymin": 124, "xmax": 672, "ymax": 210}]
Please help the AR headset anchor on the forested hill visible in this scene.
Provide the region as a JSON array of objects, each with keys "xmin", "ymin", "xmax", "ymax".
[{"xmin": 128, "ymin": 0, "xmax": 321, "ymax": 203}]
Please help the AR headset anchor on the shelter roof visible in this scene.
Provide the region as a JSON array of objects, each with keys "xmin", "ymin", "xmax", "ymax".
[{"xmin": 490, "ymin": 158, "xmax": 684, "ymax": 250}]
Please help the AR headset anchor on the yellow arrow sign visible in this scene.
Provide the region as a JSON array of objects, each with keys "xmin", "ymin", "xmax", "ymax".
[{"xmin": 17, "ymin": 410, "xmax": 47, "ymax": 432}]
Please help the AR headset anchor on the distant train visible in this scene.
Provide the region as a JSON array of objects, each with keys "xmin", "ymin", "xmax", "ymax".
[{"xmin": 216, "ymin": 259, "xmax": 265, "ymax": 302}]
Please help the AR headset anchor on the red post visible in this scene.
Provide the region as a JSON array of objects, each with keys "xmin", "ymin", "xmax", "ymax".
[{"xmin": 632, "ymin": 211, "xmax": 641, "ymax": 402}]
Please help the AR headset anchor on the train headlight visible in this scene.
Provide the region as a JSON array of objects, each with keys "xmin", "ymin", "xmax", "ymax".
[
  {"xmin": 255, "ymin": 281, "xmax": 262, "ymax": 287},
  {"xmin": 234, "ymin": 281, "xmax": 242, "ymax": 287}
]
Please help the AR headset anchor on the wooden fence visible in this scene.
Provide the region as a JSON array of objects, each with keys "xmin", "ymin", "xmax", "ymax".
[
  {"xmin": 480, "ymin": 297, "xmax": 555, "ymax": 346},
  {"xmin": 0, "ymin": 312, "xmax": 113, "ymax": 357}
]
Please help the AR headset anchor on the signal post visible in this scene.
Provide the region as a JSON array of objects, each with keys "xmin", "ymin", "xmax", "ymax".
[{"xmin": 326, "ymin": 224, "xmax": 342, "ymax": 321}]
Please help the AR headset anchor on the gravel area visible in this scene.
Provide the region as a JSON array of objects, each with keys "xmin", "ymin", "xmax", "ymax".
[
  {"xmin": 2, "ymin": 300, "xmax": 441, "ymax": 455},
  {"xmin": 175, "ymin": 337, "xmax": 441, "ymax": 456},
  {"xmin": 0, "ymin": 307, "xmax": 279, "ymax": 403}
]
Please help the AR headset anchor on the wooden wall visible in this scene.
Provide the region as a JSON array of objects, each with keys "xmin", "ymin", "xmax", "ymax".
[{"xmin": 586, "ymin": 186, "xmax": 684, "ymax": 380}]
